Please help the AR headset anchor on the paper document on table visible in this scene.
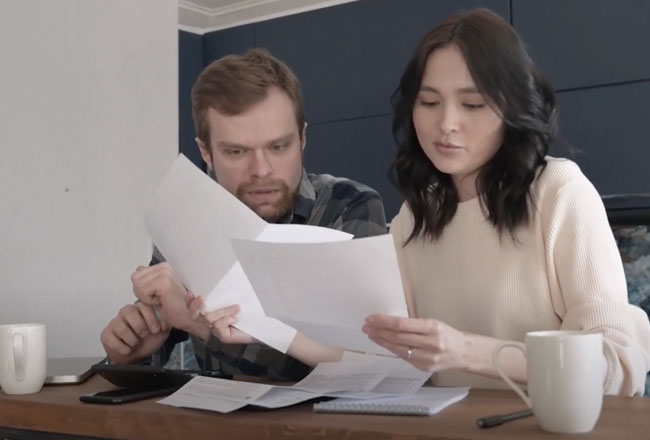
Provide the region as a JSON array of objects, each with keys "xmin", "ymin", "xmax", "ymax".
[
  {"xmin": 231, "ymin": 234, "xmax": 408, "ymax": 353},
  {"xmin": 290, "ymin": 352, "xmax": 428, "ymax": 397},
  {"xmin": 291, "ymin": 358, "xmax": 393, "ymax": 394},
  {"xmin": 340, "ymin": 351, "xmax": 432, "ymax": 395},
  {"xmin": 157, "ymin": 355, "xmax": 434, "ymax": 414},
  {"xmin": 157, "ymin": 376, "xmax": 271, "ymax": 413},
  {"xmin": 251, "ymin": 387, "xmax": 322, "ymax": 409},
  {"xmin": 145, "ymin": 155, "xmax": 351, "ymax": 353},
  {"xmin": 158, "ymin": 376, "xmax": 319, "ymax": 413}
]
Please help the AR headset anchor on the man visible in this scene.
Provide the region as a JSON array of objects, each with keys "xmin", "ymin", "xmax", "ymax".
[{"xmin": 100, "ymin": 49, "xmax": 386, "ymax": 380}]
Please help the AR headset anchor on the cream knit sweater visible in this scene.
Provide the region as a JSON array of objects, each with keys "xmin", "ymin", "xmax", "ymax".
[{"xmin": 390, "ymin": 157, "xmax": 650, "ymax": 395}]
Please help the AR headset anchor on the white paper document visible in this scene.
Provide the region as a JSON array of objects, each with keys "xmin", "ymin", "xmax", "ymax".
[
  {"xmin": 158, "ymin": 356, "xmax": 438, "ymax": 415},
  {"xmin": 291, "ymin": 359, "xmax": 392, "ymax": 394},
  {"xmin": 340, "ymin": 351, "xmax": 432, "ymax": 395},
  {"xmin": 145, "ymin": 155, "xmax": 266, "ymax": 297},
  {"xmin": 158, "ymin": 376, "xmax": 271, "ymax": 413},
  {"xmin": 251, "ymin": 387, "xmax": 322, "ymax": 409},
  {"xmin": 230, "ymin": 234, "xmax": 409, "ymax": 353},
  {"xmin": 158, "ymin": 376, "xmax": 322, "ymax": 413},
  {"xmin": 145, "ymin": 155, "xmax": 351, "ymax": 353},
  {"xmin": 257, "ymin": 223, "xmax": 352, "ymax": 243},
  {"xmin": 203, "ymin": 262, "xmax": 296, "ymax": 352},
  {"xmin": 287, "ymin": 351, "xmax": 431, "ymax": 396}
]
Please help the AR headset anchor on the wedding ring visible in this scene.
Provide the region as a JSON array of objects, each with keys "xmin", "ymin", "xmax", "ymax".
[{"xmin": 407, "ymin": 347, "xmax": 413, "ymax": 360}]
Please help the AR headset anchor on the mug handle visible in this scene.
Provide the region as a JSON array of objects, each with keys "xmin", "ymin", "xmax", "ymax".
[
  {"xmin": 493, "ymin": 341, "xmax": 531, "ymax": 408},
  {"xmin": 13, "ymin": 332, "xmax": 26, "ymax": 382}
]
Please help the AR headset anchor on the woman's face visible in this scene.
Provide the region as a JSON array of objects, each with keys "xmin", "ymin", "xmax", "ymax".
[{"xmin": 412, "ymin": 44, "xmax": 505, "ymax": 200}]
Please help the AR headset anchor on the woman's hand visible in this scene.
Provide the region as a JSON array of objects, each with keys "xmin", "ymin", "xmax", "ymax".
[
  {"xmin": 187, "ymin": 296, "xmax": 256, "ymax": 344},
  {"xmin": 362, "ymin": 314, "xmax": 469, "ymax": 373}
]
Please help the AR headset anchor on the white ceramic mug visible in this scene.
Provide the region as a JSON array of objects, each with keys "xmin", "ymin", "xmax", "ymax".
[
  {"xmin": 0, "ymin": 323, "xmax": 47, "ymax": 394},
  {"xmin": 493, "ymin": 330, "xmax": 604, "ymax": 434}
]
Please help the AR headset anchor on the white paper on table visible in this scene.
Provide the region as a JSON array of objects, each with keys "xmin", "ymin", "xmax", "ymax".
[
  {"xmin": 341, "ymin": 351, "xmax": 432, "ymax": 395},
  {"xmin": 157, "ymin": 376, "xmax": 272, "ymax": 413},
  {"xmin": 291, "ymin": 358, "xmax": 393, "ymax": 394},
  {"xmin": 251, "ymin": 387, "xmax": 322, "ymax": 409},
  {"xmin": 145, "ymin": 155, "xmax": 351, "ymax": 353},
  {"xmin": 157, "ymin": 355, "xmax": 431, "ymax": 414},
  {"xmin": 230, "ymin": 234, "xmax": 408, "ymax": 354}
]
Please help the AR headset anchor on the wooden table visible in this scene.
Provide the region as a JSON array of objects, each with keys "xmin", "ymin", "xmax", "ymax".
[{"xmin": 1, "ymin": 375, "xmax": 648, "ymax": 439}]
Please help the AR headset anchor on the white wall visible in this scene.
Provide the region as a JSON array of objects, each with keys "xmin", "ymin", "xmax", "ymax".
[{"xmin": 0, "ymin": 0, "xmax": 178, "ymax": 357}]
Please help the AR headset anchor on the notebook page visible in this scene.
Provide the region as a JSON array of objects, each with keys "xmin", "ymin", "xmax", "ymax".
[{"xmin": 313, "ymin": 386, "xmax": 469, "ymax": 416}]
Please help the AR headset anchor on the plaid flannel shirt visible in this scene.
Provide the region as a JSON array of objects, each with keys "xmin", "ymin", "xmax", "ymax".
[{"xmin": 157, "ymin": 171, "xmax": 387, "ymax": 380}]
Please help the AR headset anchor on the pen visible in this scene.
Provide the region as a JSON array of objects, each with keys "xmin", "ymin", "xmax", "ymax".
[{"xmin": 476, "ymin": 409, "xmax": 534, "ymax": 428}]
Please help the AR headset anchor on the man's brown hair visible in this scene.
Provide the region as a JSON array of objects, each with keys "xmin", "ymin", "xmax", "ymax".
[{"xmin": 191, "ymin": 48, "xmax": 305, "ymax": 148}]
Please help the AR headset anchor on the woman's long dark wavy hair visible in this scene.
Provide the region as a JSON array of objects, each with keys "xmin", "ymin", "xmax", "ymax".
[{"xmin": 390, "ymin": 8, "xmax": 558, "ymax": 244}]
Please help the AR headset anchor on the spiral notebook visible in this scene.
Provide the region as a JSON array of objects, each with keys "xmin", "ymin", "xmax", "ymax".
[{"xmin": 313, "ymin": 387, "xmax": 469, "ymax": 416}]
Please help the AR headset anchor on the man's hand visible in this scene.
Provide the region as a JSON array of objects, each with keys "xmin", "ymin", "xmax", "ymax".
[
  {"xmin": 131, "ymin": 262, "xmax": 195, "ymax": 333},
  {"xmin": 100, "ymin": 303, "xmax": 171, "ymax": 364},
  {"xmin": 187, "ymin": 296, "xmax": 256, "ymax": 344}
]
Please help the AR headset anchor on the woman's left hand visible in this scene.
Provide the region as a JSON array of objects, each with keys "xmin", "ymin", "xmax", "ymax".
[{"xmin": 362, "ymin": 314, "xmax": 468, "ymax": 373}]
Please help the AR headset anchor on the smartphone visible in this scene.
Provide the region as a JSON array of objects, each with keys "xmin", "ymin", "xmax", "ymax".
[{"xmin": 79, "ymin": 386, "xmax": 179, "ymax": 404}]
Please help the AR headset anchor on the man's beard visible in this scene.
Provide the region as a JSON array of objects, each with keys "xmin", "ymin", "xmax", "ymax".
[{"xmin": 236, "ymin": 178, "xmax": 298, "ymax": 222}]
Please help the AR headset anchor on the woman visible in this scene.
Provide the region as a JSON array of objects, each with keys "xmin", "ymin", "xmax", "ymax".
[{"xmin": 362, "ymin": 8, "xmax": 650, "ymax": 395}]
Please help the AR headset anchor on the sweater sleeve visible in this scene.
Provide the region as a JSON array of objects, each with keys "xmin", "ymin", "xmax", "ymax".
[{"xmin": 542, "ymin": 171, "xmax": 650, "ymax": 395}]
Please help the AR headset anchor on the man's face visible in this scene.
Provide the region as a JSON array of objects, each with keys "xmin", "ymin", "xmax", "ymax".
[{"xmin": 198, "ymin": 87, "xmax": 305, "ymax": 222}]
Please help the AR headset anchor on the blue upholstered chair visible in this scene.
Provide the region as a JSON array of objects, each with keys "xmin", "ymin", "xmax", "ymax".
[{"xmin": 605, "ymin": 193, "xmax": 650, "ymax": 396}]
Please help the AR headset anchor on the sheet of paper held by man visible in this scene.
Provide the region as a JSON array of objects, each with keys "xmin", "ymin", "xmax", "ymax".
[
  {"xmin": 230, "ymin": 234, "xmax": 409, "ymax": 354},
  {"xmin": 145, "ymin": 154, "xmax": 351, "ymax": 353}
]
